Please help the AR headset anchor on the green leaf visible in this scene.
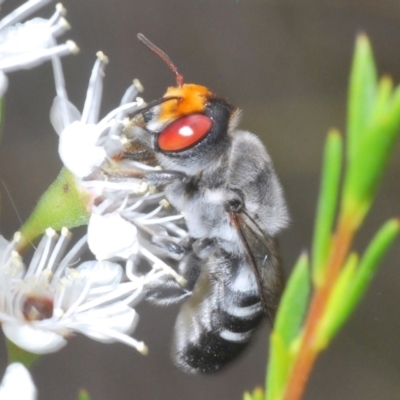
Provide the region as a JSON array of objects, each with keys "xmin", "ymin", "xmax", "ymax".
[
  {"xmin": 315, "ymin": 252, "xmax": 358, "ymax": 349},
  {"xmin": 340, "ymin": 219, "xmax": 399, "ymax": 328},
  {"xmin": 343, "ymin": 37, "xmax": 400, "ymax": 226},
  {"xmin": 274, "ymin": 253, "xmax": 310, "ymax": 347},
  {"xmin": 6, "ymin": 339, "xmax": 40, "ymax": 369},
  {"xmin": 19, "ymin": 168, "xmax": 90, "ymax": 249},
  {"xmin": 317, "ymin": 219, "xmax": 399, "ymax": 347},
  {"xmin": 369, "ymin": 76, "xmax": 393, "ymax": 123},
  {"xmin": 312, "ymin": 130, "xmax": 343, "ymax": 286},
  {"xmin": 243, "ymin": 392, "xmax": 253, "ymax": 400},
  {"xmin": 243, "ymin": 387, "xmax": 264, "ymax": 400},
  {"xmin": 347, "ymin": 34, "xmax": 377, "ymax": 161},
  {"xmin": 266, "ymin": 254, "xmax": 310, "ymax": 400},
  {"xmin": 266, "ymin": 331, "xmax": 292, "ymax": 400},
  {"xmin": 78, "ymin": 389, "xmax": 91, "ymax": 400},
  {"xmin": 342, "ymin": 94, "xmax": 400, "ymax": 224}
]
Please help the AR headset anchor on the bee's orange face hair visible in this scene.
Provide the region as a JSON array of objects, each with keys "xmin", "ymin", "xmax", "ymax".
[
  {"xmin": 137, "ymin": 34, "xmax": 214, "ymax": 122},
  {"xmin": 159, "ymin": 84, "xmax": 212, "ymax": 122}
]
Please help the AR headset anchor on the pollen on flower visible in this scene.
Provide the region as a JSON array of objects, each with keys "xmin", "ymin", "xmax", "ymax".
[
  {"xmin": 137, "ymin": 341, "xmax": 149, "ymax": 355},
  {"xmin": 59, "ymin": 17, "xmax": 71, "ymax": 31},
  {"xmin": 61, "ymin": 226, "xmax": 71, "ymax": 237},
  {"xmin": 45, "ymin": 227, "xmax": 56, "ymax": 238},
  {"xmin": 56, "ymin": 3, "xmax": 68, "ymax": 17},
  {"xmin": 96, "ymin": 50, "xmax": 109, "ymax": 64},
  {"xmin": 133, "ymin": 79, "xmax": 144, "ymax": 93},
  {"xmin": 160, "ymin": 199, "xmax": 170, "ymax": 208},
  {"xmin": 149, "ymin": 186, "xmax": 158, "ymax": 194},
  {"xmin": 138, "ymin": 181, "xmax": 149, "ymax": 193},
  {"xmin": 66, "ymin": 39, "xmax": 79, "ymax": 54},
  {"xmin": 135, "ymin": 96, "xmax": 145, "ymax": 106},
  {"xmin": 13, "ymin": 232, "xmax": 22, "ymax": 243}
]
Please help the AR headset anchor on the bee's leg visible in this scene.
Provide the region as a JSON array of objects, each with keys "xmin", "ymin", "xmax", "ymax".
[
  {"xmin": 191, "ymin": 237, "xmax": 216, "ymax": 259},
  {"xmin": 146, "ymin": 250, "xmax": 202, "ymax": 306},
  {"xmin": 135, "ymin": 222, "xmax": 186, "ymax": 261},
  {"xmin": 98, "ymin": 168, "xmax": 188, "ymax": 187},
  {"xmin": 150, "ymin": 235, "xmax": 185, "ymax": 260},
  {"xmin": 146, "ymin": 238, "xmax": 215, "ymax": 305},
  {"xmin": 133, "ymin": 222, "xmax": 200, "ymax": 305},
  {"xmin": 121, "ymin": 148, "xmax": 156, "ymax": 164},
  {"xmin": 144, "ymin": 170, "xmax": 188, "ymax": 186}
]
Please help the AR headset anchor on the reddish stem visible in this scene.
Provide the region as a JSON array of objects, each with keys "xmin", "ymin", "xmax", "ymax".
[{"xmin": 281, "ymin": 214, "xmax": 357, "ymax": 400}]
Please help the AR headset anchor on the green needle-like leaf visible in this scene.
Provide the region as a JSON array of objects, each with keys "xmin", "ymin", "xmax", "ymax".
[
  {"xmin": 317, "ymin": 219, "xmax": 399, "ymax": 348},
  {"xmin": 369, "ymin": 76, "xmax": 393, "ymax": 123},
  {"xmin": 315, "ymin": 253, "xmax": 358, "ymax": 349},
  {"xmin": 275, "ymin": 253, "xmax": 310, "ymax": 346},
  {"xmin": 341, "ymin": 219, "xmax": 399, "ymax": 327},
  {"xmin": 78, "ymin": 389, "xmax": 91, "ymax": 400},
  {"xmin": 243, "ymin": 391, "xmax": 253, "ymax": 400},
  {"xmin": 266, "ymin": 331, "xmax": 292, "ymax": 400},
  {"xmin": 312, "ymin": 130, "xmax": 343, "ymax": 286},
  {"xmin": 347, "ymin": 34, "xmax": 377, "ymax": 159},
  {"xmin": 342, "ymin": 36, "xmax": 400, "ymax": 226},
  {"xmin": 243, "ymin": 387, "xmax": 264, "ymax": 400},
  {"xmin": 266, "ymin": 254, "xmax": 310, "ymax": 399}
]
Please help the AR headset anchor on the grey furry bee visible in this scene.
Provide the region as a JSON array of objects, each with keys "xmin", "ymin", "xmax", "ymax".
[{"xmin": 122, "ymin": 34, "xmax": 289, "ymax": 373}]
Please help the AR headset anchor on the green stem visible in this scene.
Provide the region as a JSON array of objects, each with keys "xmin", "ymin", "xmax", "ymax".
[{"xmin": 6, "ymin": 339, "xmax": 40, "ymax": 368}]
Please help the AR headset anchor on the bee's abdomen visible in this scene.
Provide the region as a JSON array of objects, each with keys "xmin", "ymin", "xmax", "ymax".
[
  {"xmin": 178, "ymin": 331, "xmax": 249, "ymax": 373},
  {"xmin": 172, "ymin": 258, "xmax": 264, "ymax": 373}
]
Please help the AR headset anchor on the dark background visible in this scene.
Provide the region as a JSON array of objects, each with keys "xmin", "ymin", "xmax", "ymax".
[{"xmin": 1, "ymin": 1, "xmax": 400, "ymax": 399}]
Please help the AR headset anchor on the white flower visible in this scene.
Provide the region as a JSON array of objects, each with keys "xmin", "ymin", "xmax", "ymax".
[
  {"xmin": 48, "ymin": 48, "xmax": 189, "ymax": 270},
  {"xmin": 0, "ymin": 0, "xmax": 78, "ymax": 96},
  {"xmin": 87, "ymin": 199, "xmax": 187, "ymax": 285},
  {"xmin": 50, "ymin": 51, "xmax": 144, "ymax": 180},
  {"xmin": 0, "ymin": 363, "xmax": 37, "ymax": 400},
  {"xmin": 0, "ymin": 228, "xmax": 154, "ymax": 355}
]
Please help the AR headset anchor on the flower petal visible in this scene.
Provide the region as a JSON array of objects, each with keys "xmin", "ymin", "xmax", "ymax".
[
  {"xmin": 2, "ymin": 323, "xmax": 67, "ymax": 354},
  {"xmin": 0, "ymin": 18, "xmax": 55, "ymax": 56},
  {"xmin": 0, "ymin": 362, "xmax": 37, "ymax": 400},
  {"xmin": 74, "ymin": 260, "xmax": 123, "ymax": 287},
  {"xmin": 58, "ymin": 121, "xmax": 107, "ymax": 178},
  {"xmin": 50, "ymin": 96, "xmax": 82, "ymax": 134},
  {"xmin": 72, "ymin": 304, "xmax": 138, "ymax": 343},
  {"xmin": 88, "ymin": 212, "xmax": 139, "ymax": 260},
  {"xmin": 0, "ymin": 70, "xmax": 8, "ymax": 96}
]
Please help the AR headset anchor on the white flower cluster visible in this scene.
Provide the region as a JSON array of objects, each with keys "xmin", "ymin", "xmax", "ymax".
[
  {"xmin": 0, "ymin": 0, "xmax": 187, "ymax": 367},
  {"xmin": 0, "ymin": 0, "xmax": 78, "ymax": 96}
]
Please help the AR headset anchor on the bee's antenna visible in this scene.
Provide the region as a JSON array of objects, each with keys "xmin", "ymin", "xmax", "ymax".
[{"xmin": 137, "ymin": 33, "xmax": 184, "ymax": 87}]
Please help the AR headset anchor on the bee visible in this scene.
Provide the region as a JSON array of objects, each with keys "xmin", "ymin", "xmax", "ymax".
[{"xmin": 121, "ymin": 34, "xmax": 289, "ymax": 373}]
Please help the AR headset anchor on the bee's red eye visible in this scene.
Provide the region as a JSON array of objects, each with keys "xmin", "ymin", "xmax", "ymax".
[{"xmin": 158, "ymin": 114, "xmax": 213, "ymax": 152}]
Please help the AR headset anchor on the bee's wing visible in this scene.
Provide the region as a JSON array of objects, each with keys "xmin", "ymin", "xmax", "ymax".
[{"xmin": 228, "ymin": 210, "xmax": 284, "ymax": 320}]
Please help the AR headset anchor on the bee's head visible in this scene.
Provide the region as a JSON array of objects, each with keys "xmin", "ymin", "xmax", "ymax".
[{"xmin": 136, "ymin": 34, "xmax": 238, "ymax": 173}]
